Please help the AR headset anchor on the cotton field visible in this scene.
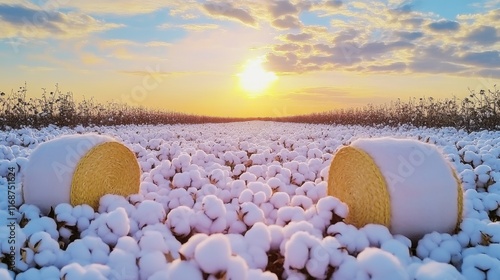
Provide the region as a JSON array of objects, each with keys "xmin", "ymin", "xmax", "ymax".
[{"xmin": 1, "ymin": 121, "xmax": 500, "ymax": 280}]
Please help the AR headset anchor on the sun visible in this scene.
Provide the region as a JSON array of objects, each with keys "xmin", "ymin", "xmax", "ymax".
[{"xmin": 238, "ymin": 57, "xmax": 277, "ymax": 96}]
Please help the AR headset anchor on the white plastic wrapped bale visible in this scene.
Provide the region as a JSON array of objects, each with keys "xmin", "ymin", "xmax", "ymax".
[
  {"xmin": 23, "ymin": 134, "xmax": 141, "ymax": 213},
  {"xmin": 328, "ymin": 137, "xmax": 463, "ymax": 241}
]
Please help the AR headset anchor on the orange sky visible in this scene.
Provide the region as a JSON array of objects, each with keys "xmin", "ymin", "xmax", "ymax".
[{"xmin": 1, "ymin": 0, "xmax": 499, "ymax": 117}]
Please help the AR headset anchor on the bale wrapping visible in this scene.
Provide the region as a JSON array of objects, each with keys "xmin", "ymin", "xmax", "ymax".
[
  {"xmin": 23, "ymin": 134, "xmax": 140, "ymax": 213},
  {"xmin": 328, "ymin": 137, "xmax": 463, "ymax": 241}
]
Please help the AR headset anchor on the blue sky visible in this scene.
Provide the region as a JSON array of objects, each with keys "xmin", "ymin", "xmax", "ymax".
[{"xmin": 0, "ymin": 0, "xmax": 499, "ymax": 117}]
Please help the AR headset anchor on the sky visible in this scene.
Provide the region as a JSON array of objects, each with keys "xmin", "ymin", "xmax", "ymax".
[{"xmin": 0, "ymin": 0, "xmax": 499, "ymax": 118}]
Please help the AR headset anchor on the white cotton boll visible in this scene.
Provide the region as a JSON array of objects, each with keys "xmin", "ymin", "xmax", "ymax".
[
  {"xmin": 139, "ymin": 251, "xmax": 168, "ymax": 280},
  {"xmin": 166, "ymin": 206, "xmax": 195, "ymax": 237},
  {"xmin": 133, "ymin": 200, "xmax": 166, "ymax": 228},
  {"xmin": 248, "ymin": 182, "xmax": 273, "ymax": 200},
  {"xmin": 139, "ymin": 231, "xmax": 169, "ymax": 253},
  {"xmin": 282, "ymin": 221, "xmax": 323, "ymax": 244},
  {"xmin": 179, "ymin": 233, "xmax": 209, "ymax": 260},
  {"xmin": 230, "ymin": 180, "xmax": 246, "ymax": 198},
  {"xmin": 0, "ymin": 268, "xmax": 13, "ymax": 280},
  {"xmin": 416, "ymin": 232, "xmax": 462, "ymax": 265},
  {"xmin": 202, "ymin": 195, "xmax": 226, "ymax": 220},
  {"xmin": 462, "ymin": 253, "xmax": 500, "ymax": 280},
  {"xmin": 253, "ymin": 191, "xmax": 268, "ymax": 205},
  {"xmin": 410, "ymin": 259, "xmax": 465, "ymax": 280},
  {"xmin": 276, "ymin": 206, "xmax": 306, "ymax": 226},
  {"xmin": 60, "ymin": 263, "xmax": 110, "ymax": 280},
  {"xmin": 239, "ymin": 189, "xmax": 254, "ymax": 203},
  {"xmin": 290, "ymin": 195, "xmax": 313, "ymax": 210},
  {"xmin": 327, "ymin": 222, "xmax": 369, "ymax": 254},
  {"xmin": 332, "ymin": 255, "xmax": 364, "ymax": 280},
  {"xmin": 321, "ymin": 236, "xmax": 349, "ymax": 267},
  {"xmin": 160, "ymin": 260, "xmax": 203, "ymax": 280},
  {"xmin": 23, "ymin": 216, "xmax": 59, "ymax": 240},
  {"xmin": 107, "ymin": 248, "xmax": 139, "ymax": 280},
  {"xmin": 201, "ymin": 183, "xmax": 217, "ymax": 196},
  {"xmin": 64, "ymin": 236, "xmax": 110, "ymax": 265},
  {"xmin": 381, "ymin": 239, "xmax": 412, "ymax": 265},
  {"xmin": 245, "ymin": 222, "xmax": 271, "ymax": 251},
  {"xmin": 284, "ymin": 232, "xmax": 328, "ymax": 279},
  {"xmin": 172, "ymin": 172, "xmax": 192, "ymax": 189},
  {"xmin": 361, "ymin": 224, "xmax": 393, "ymax": 247},
  {"xmin": 17, "ymin": 266, "xmax": 60, "ymax": 280},
  {"xmin": 194, "ymin": 234, "xmax": 231, "ymax": 274},
  {"xmin": 357, "ymin": 247, "xmax": 409, "ymax": 280},
  {"xmin": 240, "ymin": 172, "xmax": 257, "ymax": 183},
  {"xmin": 268, "ymin": 225, "xmax": 285, "ymax": 251},
  {"xmin": 227, "ymin": 256, "xmax": 249, "ymax": 280},
  {"xmin": 267, "ymin": 177, "xmax": 285, "ymax": 192},
  {"xmin": 270, "ymin": 192, "xmax": 290, "ymax": 208},
  {"xmin": 240, "ymin": 202, "xmax": 265, "ymax": 227},
  {"xmin": 28, "ymin": 232, "xmax": 60, "ymax": 267},
  {"xmin": 316, "ymin": 196, "xmax": 348, "ymax": 220},
  {"xmin": 115, "ymin": 236, "xmax": 140, "ymax": 257}
]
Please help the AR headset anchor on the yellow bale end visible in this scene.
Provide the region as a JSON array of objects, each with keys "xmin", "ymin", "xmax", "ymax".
[
  {"xmin": 328, "ymin": 146, "xmax": 391, "ymax": 228},
  {"xmin": 70, "ymin": 141, "xmax": 140, "ymax": 210}
]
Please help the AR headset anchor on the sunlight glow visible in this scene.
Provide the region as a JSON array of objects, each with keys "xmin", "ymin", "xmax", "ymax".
[{"xmin": 238, "ymin": 57, "xmax": 277, "ymax": 96}]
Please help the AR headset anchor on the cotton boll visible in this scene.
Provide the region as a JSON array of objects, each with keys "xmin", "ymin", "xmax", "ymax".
[
  {"xmin": 230, "ymin": 180, "xmax": 246, "ymax": 198},
  {"xmin": 240, "ymin": 202, "xmax": 265, "ymax": 227},
  {"xmin": 409, "ymin": 259, "xmax": 465, "ymax": 280},
  {"xmin": 64, "ymin": 236, "xmax": 110, "ymax": 266},
  {"xmin": 28, "ymin": 232, "xmax": 61, "ymax": 267},
  {"xmin": 381, "ymin": 239, "xmax": 412, "ymax": 265},
  {"xmin": 361, "ymin": 224, "xmax": 393, "ymax": 247},
  {"xmin": 133, "ymin": 200, "xmax": 166, "ymax": 228},
  {"xmin": 227, "ymin": 256, "xmax": 250, "ymax": 280},
  {"xmin": 166, "ymin": 206, "xmax": 195, "ymax": 238},
  {"xmin": 179, "ymin": 233, "xmax": 209, "ymax": 260},
  {"xmin": 283, "ymin": 231, "xmax": 328, "ymax": 279},
  {"xmin": 416, "ymin": 232, "xmax": 462, "ymax": 265},
  {"xmin": 159, "ymin": 260, "xmax": 203, "ymax": 280},
  {"xmin": 245, "ymin": 222, "xmax": 271, "ymax": 252},
  {"xmin": 60, "ymin": 263, "xmax": 110, "ymax": 280},
  {"xmin": 462, "ymin": 253, "xmax": 500, "ymax": 280},
  {"xmin": 291, "ymin": 195, "xmax": 313, "ymax": 210},
  {"xmin": 357, "ymin": 247, "xmax": 409, "ymax": 280},
  {"xmin": 107, "ymin": 248, "xmax": 139, "ymax": 280},
  {"xmin": 248, "ymin": 182, "xmax": 273, "ymax": 200},
  {"xmin": 194, "ymin": 234, "xmax": 231, "ymax": 274},
  {"xmin": 276, "ymin": 206, "xmax": 306, "ymax": 226},
  {"xmin": 23, "ymin": 216, "xmax": 59, "ymax": 240},
  {"xmin": 16, "ymin": 266, "xmax": 60, "ymax": 280},
  {"xmin": 139, "ymin": 251, "xmax": 168, "ymax": 280},
  {"xmin": 270, "ymin": 192, "xmax": 290, "ymax": 209},
  {"xmin": 327, "ymin": 222, "xmax": 369, "ymax": 254},
  {"xmin": 115, "ymin": 236, "xmax": 140, "ymax": 257}
]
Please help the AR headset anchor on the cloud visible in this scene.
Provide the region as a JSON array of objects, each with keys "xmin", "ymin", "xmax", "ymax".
[
  {"xmin": 268, "ymin": 0, "xmax": 298, "ymax": 18},
  {"xmin": 0, "ymin": 4, "xmax": 122, "ymax": 39},
  {"xmin": 325, "ymin": 0, "xmax": 343, "ymax": 8},
  {"xmin": 461, "ymin": 51, "xmax": 500, "ymax": 68},
  {"xmin": 273, "ymin": 43, "xmax": 302, "ymax": 52},
  {"xmin": 428, "ymin": 20, "xmax": 460, "ymax": 32},
  {"xmin": 284, "ymin": 32, "xmax": 313, "ymax": 42},
  {"xmin": 203, "ymin": 2, "xmax": 256, "ymax": 26},
  {"xmin": 395, "ymin": 31, "xmax": 424, "ymax": 41},
  {"xmin": 99, "ymin": 39, "xmax": 171, "ymax": 48},
  {"xmin": 464, "ymin": 25, "xmax": 499, "ymax": 46},
  {"xmin": 366, "ymin": 62, "xmax": 407, "ymax": 72},
  {"xmin": 272, "ymin": 15, "xmax": 302, "ymax": 29}
]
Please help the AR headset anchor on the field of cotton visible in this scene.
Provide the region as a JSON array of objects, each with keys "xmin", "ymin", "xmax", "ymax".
[{"xmin": 1, "ymin": 121, "xmax": 500, "ymax": 279}]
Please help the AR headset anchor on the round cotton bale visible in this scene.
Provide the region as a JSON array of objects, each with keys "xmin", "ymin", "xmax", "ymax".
[
  {"xmin": 328, "ymin": 137, "xmax": 463, "ymax": 241},
  {"xmin": 23, "ymin": 134, "xmax": 140, "ymax": 213}
]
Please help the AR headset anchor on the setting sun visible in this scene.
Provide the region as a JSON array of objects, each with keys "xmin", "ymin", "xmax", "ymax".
[{"xmin": 238, "ymin": 58, "xmax": 277, "ymax": 96}]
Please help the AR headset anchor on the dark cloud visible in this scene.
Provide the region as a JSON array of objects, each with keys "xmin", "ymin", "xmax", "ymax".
[
  {"xmin": 203, "ymin": 2, "xmax": 256, "ymax": 26},
  {"xmin": 400, "ymin": 17, "xmax": 424, "ymax": 27},
  {"xmin": 265, "ymin": 52, "xmax": 299, "ymax": 73},
  {"xmin": 428, "ymin": 20, "xmax": 460, "ymax": 32},
  {"xmin": 268, "ymin": 0, "xmax": 297, "ymax": 18},
  {"xmin": 0, "ymin": 4, "xmax": 64, "ymax": 33},
  {"xmin": 465, "ymin": 26, "xmax": 499, "ymax": 46},
  {"xmin": 360, "ymin": 41, "xmax": 413, "ymax": 59},
  {"xmin": 285, "ymin": 32, "xmax": 313, "ymax": 42},
  {"xmin": 395, "ymin": 31, "xmax": 423, "ymax": 41},
  {"xmin": 325, "ymin": 0, "xmax": 343, "ymax": 8},
  {"xmin": 272, "ymin": 15, "xmax": 301, "ymax": 29},
  {"xmin": 390, "ymin": 3, "xmax": 413, "ymax": 15},
  {"xmin": 332, "ymin": 29, "xmax": 359, "ymax": 44},
  {"xmin": 461, "ymin": 51, "xmax": 500, "ymax": 68}
]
